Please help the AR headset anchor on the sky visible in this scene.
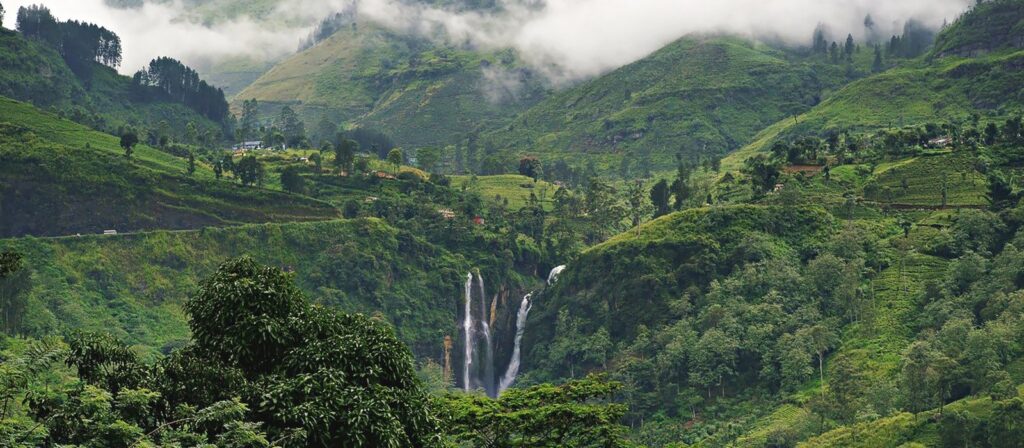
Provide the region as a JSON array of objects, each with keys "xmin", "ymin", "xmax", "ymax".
[{"xmin": 1, "ymin": 0, "xmax": 975, "ymax": 81}]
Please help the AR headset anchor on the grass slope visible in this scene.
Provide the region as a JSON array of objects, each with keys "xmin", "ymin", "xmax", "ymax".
[
  {"xmin": 0, "ymin": 96, "xmax": 338, "ymax": 237},
  {"xmin": 234, "ymin": 22, "xmax": 547, "ymax": 149},
  {"xmin": 486, "ymin": 36, "xmax": 861, "ymax": 174},
  {"xmin": 0, "ymin": 28, "xmax": 222, "ymax": 138}
]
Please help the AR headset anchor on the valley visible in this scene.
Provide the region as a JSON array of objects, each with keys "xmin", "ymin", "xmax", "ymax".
[{"xmin": 2, "ymin": 0, "xmax": 1024, "ymax": 446}]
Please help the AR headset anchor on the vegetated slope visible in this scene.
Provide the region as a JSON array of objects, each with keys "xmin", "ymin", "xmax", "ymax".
[
  {"xmin": 0, "ymin": 96, "xmax": 338, "ymax": 238},
  {"xmin": 722, "ymin": 4, "xmax": 1024, "ymax": 170},
  {"xmin": 931, "ymin": 0, "xmax": 1024, "ymax": 58},
  {"xmin": 0, "ymin": 28, "xmax": 222, "ymax": 138},
  {"xmin": 0, "ymin": 217, "xmax": 467, "ymax": 359},
  {"xmin": 234, "ymin": 22, "xmax": 548, "ymax": 149},
  {"xmin": 485, "ymin": 36, "xmax": 858, "ymax": 174},
  {"xmin": 524, "ymin": 205, "xmax": 835, "ymax": 360}
]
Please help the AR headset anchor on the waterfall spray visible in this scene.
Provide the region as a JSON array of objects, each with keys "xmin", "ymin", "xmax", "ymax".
[
  {"xmin": 499, "ymin": 293, "xmax": 533, "ymax": 392},
  {"xmin": 462, "ymin": 272, "xmax": 474, "ymax": 391},
  {"xmin": 548, "ymin": 265, "xmax": 566, "ymax": 285}
]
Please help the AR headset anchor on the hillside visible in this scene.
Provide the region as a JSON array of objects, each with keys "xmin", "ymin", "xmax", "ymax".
[
  {"xmin": 932, "ymin": 0, "xmax": 1024, "ymax": 58},
  {"xmin": 722, "ymin": 4, "xmax": 1024, "ymax": 171},
  {"xmin": 0, "ymin": 218, "xmax": 471, "ymax": 358},
  {"xmin": 484, "ymin": 36, "xmax": 862, "ymax": 175},
  {"xmin": 233, "ymin": 22, "xmax": 548, "ymax": 149},
  {"xmin": 0, "ymin": 96, "xmax": 338, "ymax": 237},
  {"xmin": 0, "ymin": 28, "xmax": 223, "ymax": 140}
]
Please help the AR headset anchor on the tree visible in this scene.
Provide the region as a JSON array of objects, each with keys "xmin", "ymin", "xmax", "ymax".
[
  {"xmin": 387, "ymin": 148, "xmax": 404, "ymax": 175},
  {"xmin": 872, "ymin": 45, "xmax": 884, "ymax": 72},
  {"xmin": 518, "ymin": 156, "xmax": 543, "ymax": 181},
  {"xmin": 277, "ymin": 106, "xmax": 305, "ymax": 148},
  {"xmin": 742, "ymin": 155, "xmax": 781, "ymax": 196},
  {"xmin": 690, "ymin": 328, "xmax": 739, "ymax": 398},
  {"xmin": 417, "ymin": 147, "xmax": 441, "ymax": 173},
  {"xmin": 235, "ymin": 155, "xmax": 264, "ymax": 187},
  {"xmin": 120, "ymin": 130, "xmax": 138, "ymax": 160},
  {"xmin": 182, "ymin": 257, "xmax": 444, "ymax": 446},
  {"xmin": 132, "ymin": 57, "xmax": 228, "ymax": 122},
  {"xmin": 800, "ymin": 325, "xmax": 837, "ymax": 396},
  {"xmin": 1, "ymin": 2, "xmax": 5, "ymax": 27},
  {"xmin": 442, "ymin": 375, "xmax": 631, "ymax": 448},
  {"xmin": 650, "ymin": 179, "xmax": 671, "ymax": 218},
  {"xmin": 309, "ymin": 152, "xmax": 322, "ymax": 174},
  {"xmin": 213, "ymin": 160, "xmax": 223, "ymax": 179},
  {"xmin": 239, "ymin": 99, "xmax": 259, "ymax": 141},
  {"xmin": 332, "ymin": 137, "xmax": 357, "ymax": 174},
  {"xmin": 844, "ymin": 34, "xmax": 855, "ymax": 57},
  {"xmin": 186, "ymin": 151, "xmax": 196, "ymax": 176},
  {"xmin": 184, "ymin": 121, "xmax": 198, "ymax": 145},
  {"xmin": 626, "ymin": 180, "xmax": 654, "ymax": 227},
  {"xmin": 0, "ymin": 251, "xmax": 30, "ymax": 334},
  {"xmin": 280, "ymin": 166, "xmax": 305, "ymax": 194}
]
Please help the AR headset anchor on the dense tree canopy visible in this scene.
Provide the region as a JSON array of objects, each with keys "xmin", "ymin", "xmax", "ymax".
[
  {"xmin": 16, "ymin": 5, "xmax": 121, "ymax": 80},
  {"xmin": 131, "ymin": 57, "xmax": 229, "ymax": 122}
]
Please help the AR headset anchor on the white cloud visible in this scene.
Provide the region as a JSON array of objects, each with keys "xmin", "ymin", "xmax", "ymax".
[{"xmin": 2, "ymin": 0, "xmax": 974, "ymax": 81}]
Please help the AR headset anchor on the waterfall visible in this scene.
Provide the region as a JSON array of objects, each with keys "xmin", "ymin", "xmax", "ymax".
[
  {"xmin": 477, "ymin": 273, "xmax": 494, "ymax": 395},
  {"xmin": 462, "ymin": 272, "xmax": 474, "ymax": 392},
  {"xmin": 547, "ymin": 265, "xmax": 566, "ymax": 285},
  {"xmin": 499, "ymin": 293, "xmax": 533, "ymax": 392}
]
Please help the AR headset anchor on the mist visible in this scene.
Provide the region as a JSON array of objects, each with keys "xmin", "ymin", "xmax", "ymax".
[{"xmin": 2, "ymin": 0, "xmax": 973, "ymax": 82}]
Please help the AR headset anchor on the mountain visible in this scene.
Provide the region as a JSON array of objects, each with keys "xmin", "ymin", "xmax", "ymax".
[
  {"xmin": 233, "ymin": 21, "xmax": 548, "ymax": 149},
  {"xmin": 0, "ymin": 96, "xmax": 338, "ymax": 238},
  {"xmin": 483, "ymin": 36, "xmax": 863, "ymax": 175}
]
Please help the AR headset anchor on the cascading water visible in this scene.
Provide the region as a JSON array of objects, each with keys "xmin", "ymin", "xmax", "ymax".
[
  {"xmin": 458, "ymin": 265, "xmax": 565, "ymax": 396},
  {"xmin": 477, "ymin": 273, "xmax": 494, "ymax": 395},
  {"xmin": 462, "ymin": 272, "xmax": 474, "ymax": 392},
  {"xmin": 547, "ymin": 265, "xmax": 566, "ymax": 285},
  {"xmin": 499, "ymin": 293, "xmax": 533, "ymax": 392}
]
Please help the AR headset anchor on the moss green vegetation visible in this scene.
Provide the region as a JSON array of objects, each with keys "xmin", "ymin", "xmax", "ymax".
[
  {"xmin": 486, "ymin": 36, "xmax": 867, "ymax": 175},
  {"xmin": 0, "ymin": 28, "xmax": 222, "ymax": 140},
  {"xmin": 450, "ymin": 174, "xmax": 559, "ymax": 211},
  {"xmin": 931, "ymin": 0, "xmax": 1024, "ymax": 58},
  {"xmin": 721, "ymin": 6, "xmax": 1024, "ymax": 173},
  {"xmin": 0, "ymin": 218, "xmax": 470, "ymax": 359},
  {"xmin": 234, "ymin": 23, "xmax": 547, "ymax": 149},
  {"xmin": 0, "ymin": 96, "xmax": 338, "ymax": 237}
]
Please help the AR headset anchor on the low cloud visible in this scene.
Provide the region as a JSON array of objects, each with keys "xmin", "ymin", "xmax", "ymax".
[
  {"xmin": 1, "ymin": 0, "xmax": 316, "ymax": 72},
  {"xmin": 2, "ymin": 0, "xmax": 974, "ymax": 82}
]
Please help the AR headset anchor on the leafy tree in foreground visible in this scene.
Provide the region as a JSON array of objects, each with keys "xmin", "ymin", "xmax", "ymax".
[{"xmin": 442, "ymin": 374, "xmax": 633, "ymax": 448}]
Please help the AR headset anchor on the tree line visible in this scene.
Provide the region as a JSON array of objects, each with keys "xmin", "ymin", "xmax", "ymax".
[
  {"xmin": 15, "ymin": 5, "xmax": 122, "ymax": 80},
  {"xmin": 131, "ymin": 57, "xmax": 230, "ymax": 123}
]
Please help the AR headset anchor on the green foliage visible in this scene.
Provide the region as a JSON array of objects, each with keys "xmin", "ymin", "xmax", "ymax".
[
  {"xmin": 442, "ymin": 374, "xmax": 632, "ymax": 447},
  {"xmin": 0, "ymin": 99, "xmax": 338, "ymax": 238},
  {"xmin": 487, "ymin": 36, "xmax": 858, "ymax": 176},
  {"xmin": 235, "ymin": 23, "xmax": 546, "ymax": 150}
]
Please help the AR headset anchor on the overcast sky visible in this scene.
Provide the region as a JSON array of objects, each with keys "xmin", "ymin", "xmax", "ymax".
[{"xmin": 2, "ymin": 0, "xmax": 974, "ymax": 81}]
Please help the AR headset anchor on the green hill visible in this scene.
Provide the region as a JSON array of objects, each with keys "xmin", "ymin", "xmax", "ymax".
[
  {"xmin": 485, "ymin": 36, "xmax": 863, "ymax": 175},
  {"xmin": 0, "ymin": 28, "xmax": 224, "ymax": 141},
  {"xmin": 722, "ymin": 4, "xmax": 1024, "ymax": 171},
  {"xmin": 0, "ymin": 96, "xmax": 338, "ymax": 237},
  {"xmin": 932, "ymin": 0, "xmax": 1024, "ymax": 58},
  {"xmin": 234, "ymin": 22, "xmax": 547, "ymax": 149}
]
